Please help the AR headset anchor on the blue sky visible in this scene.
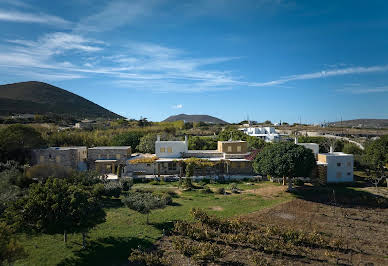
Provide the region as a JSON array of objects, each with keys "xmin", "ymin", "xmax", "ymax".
[{"xmin": 0, "ymin": 0, "xmax": 387, "ymax": 123}]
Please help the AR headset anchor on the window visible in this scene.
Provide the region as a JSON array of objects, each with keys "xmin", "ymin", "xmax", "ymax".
[
  {"xmin": 347, "ymin": 172, "xmax": 351, "ymax": 176},
  {"xmin": 227, "ymin": 146, "xmax": 232, "ymax": 152},
  {"xmin": 116, "ymin": 154, "xmax": 121, "ymax": 159},
  {"xmin": 160, "ymin": 147, "xmax": 165, "ymax": 153},
  {"xmin": 336, "ymin": 172, "xmax": 342, "ymax": 178},
  {"xmin": 237, "ymin": 146, "xmax": 242, "ymax": 152},
  {"xmin": 56, "ymin": 156, "xmax": 61, "ymax": 163},
  {"xmin": 167, "ymin": 147, "xmax": 173, "ymax": 153},
  {"xmin": 347, "ymin": 162, "xmax": 351, "ymax": 167},
  {"xmin": 168, "ymin": 162, "xmax": 177, "ymax": 171},
  {"xmin": 337, "ymin": 162, "xmax": 341, "ymax": 167},
  {"xmin": 39, "ymin": 155, "xmax": 45, "ymax": 163}
]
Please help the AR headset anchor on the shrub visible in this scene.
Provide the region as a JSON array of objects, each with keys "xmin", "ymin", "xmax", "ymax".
[
  {"xmin": 25, "ymin": 163, "xmax": 73, "ymax": 182},
  {"xmin": 171, "ymin": 236, "xmax": 224, "ymax": 263},
  {"xmin": 92, "ymin": 183, "xmax": 105, "ymax": 198},
  {"xmin": 200, "ymin": 187, "xmax": 213, "ymax": 194},
  {"xmin": 160, "ymin": 193, "xmax": 173, "ymax": 205},
  {"xmin": 216, "ymin": 187, "xmax": 225, "ymax": 194},
  {"xmin": 0, "ymin": 222, "xmax": 26, "ymax": 264},
  {"xmin": 128, "ymin": 249, "xmax": 166, "ymax": 265},
  {"xmin": 120, "ymin": 179, "xmax": 132, "ymax": 191},
  {"xmin": 103, "ymin": 181, "xmax": 122, "ymax": 198}
]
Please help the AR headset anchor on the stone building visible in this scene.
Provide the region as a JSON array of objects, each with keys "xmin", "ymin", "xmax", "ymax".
[
  {"xmin": 31, "ymin": 146, "xmax": 88, "ymax": 171},
  {"xmin": 150, "ymin": 136, "xmax": 254, "ymax": 177},
  {"xmin": 88, "ymin": 146, "xmax": 131, "ymax": 175}
]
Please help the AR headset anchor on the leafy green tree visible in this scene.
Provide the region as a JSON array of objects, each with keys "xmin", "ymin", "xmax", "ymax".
[
  {"xmin": 0, "ymin": 222, "xmax": 26, "ymax": 265},
  {"xmin": 218, "ymin": 128, "xmax": 247, "ymax": 141},
  {"xmin": 364, "ymin": 135, "xmax": 388, "ymax": 188},
  {"xmin": 0, "ymin": 124, "xmax": 46, "ymax": 163},
  {"xmin": 137, "ymin": 118, "xmax": 150, "ymax": 127},
  {"xmin": 188, "ymin": 136, "xmax": 217, "ymax": 150},
  {"xmin": 253, "ymin": 142, "xmax": 316, "ymax": 191},
  {"xmin": 246, "ymin": 136, "xmax": 266, "ymax": 151},
  {"xmin": 122, "ymin": 191, "xmax": 167, "ymax": 224},
  {"xmin": 111, "ymin": 131, "xmax": 143, "ymax": 151},
  {"xmin": 4, "ymin": 178, "xmax": 106, "ymax": 247},
  {"xmin": 137, "ymin": 133, "xmax": 157, "ymax": 153},
  {"xmin": 342, "ymin": 143, "xmax": 363, "ymax": 155}
]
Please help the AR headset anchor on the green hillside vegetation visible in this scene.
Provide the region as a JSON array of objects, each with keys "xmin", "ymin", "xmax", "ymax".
[{"xmin": 0, "ymin": 81, "xmax": 122, "ymax": 119}]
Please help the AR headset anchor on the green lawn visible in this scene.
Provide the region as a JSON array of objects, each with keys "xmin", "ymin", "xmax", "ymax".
[{"xmin": 14, "ymin": 182, "xmax": 293, "ymax": 266}]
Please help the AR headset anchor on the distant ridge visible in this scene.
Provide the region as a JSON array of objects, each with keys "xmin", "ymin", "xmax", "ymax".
[
  {"xmin": 329, "ymin": 119, "xmax": 388, "ymax": 129},
  {"xmin": 163, "ymin": 114, "xmax": 228, "ymax": 124},
  {"xmin": 0, "ymin": 81, "xmax": 122, "ymax": 119}
]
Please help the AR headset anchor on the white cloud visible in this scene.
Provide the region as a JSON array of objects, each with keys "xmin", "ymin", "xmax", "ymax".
[
  {"xmin": 75, "ymin": 0, "xmax": 160, "ymax": 32},
  {"xmin": 0, "ymin": 9, "xmax": 72, "ymax": 27},
  {"xmin": 172, "ymin": 104, "xmax": 183, "ymax": 109},
  {"xmin": 339, "ymin": 86, "xmax": 388, "ymax": 94},
  {"xmin": 248, "ymin": 65, "xmax": 388, "ymax": 87}
]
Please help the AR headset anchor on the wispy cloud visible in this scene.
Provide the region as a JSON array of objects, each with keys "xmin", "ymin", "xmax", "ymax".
[
  {"xmin": 0, "ymin": 9, "xmax": 72, "ymax": 27},
  {"xmin": 172, "ymin": 104, "xmax": 183, "ymax": 109},
  {"xmin": 339, "ymin": 86, "xmax": 388, "ymax": 94},
  {"xmin": 249, "ymin": 65, "xmax": 388, "ymax": 87},
  {"xmin": 75, "ymin": 0, "xmax": 160, "ymax": 32}
]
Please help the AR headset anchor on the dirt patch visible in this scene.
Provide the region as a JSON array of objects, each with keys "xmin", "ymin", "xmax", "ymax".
[
  {"xmin": 142, "ymin": 197, "xmax": 388, "ymax": 265},
  {"xmin": 244, "ymin": 184, "xmax": 286, "ymax": 198},
  {"xmin": 243, "ymin": 199, "xmax": 388, "ymax": 265},
  {"xmin": 274, "ymin": 212, "xmax": 295, "ymax": 220},
  {"xmin": 208, "ymin": 206, "xmax": 224, "ymax": 211}
]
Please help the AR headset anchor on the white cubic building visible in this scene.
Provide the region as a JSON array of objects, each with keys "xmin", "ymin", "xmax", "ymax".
[
  {"xmin": 317, "ymin": 152, "xmax": 354, "ymax": 183},
  {"xmin": 155, "ymin": 135, "xmax": 188, "ymax": 158},
  {"xmin": 238, "ymin": 127, "xmax": 280, "ymax": 142}
]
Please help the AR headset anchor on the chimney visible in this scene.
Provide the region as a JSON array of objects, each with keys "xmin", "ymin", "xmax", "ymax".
[
  {"xmin": 294, "ymin": 137, "xmax": 298, "ymax": 144},
  {"xmin": 329, "ymin": 146, "xmax": 334, "ymax": 153},
  {"xmin": 157, "ymin": 135, "xmax": 160, "ymax": 141}
]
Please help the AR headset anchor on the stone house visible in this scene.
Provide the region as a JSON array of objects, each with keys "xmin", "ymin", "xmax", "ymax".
[
  {"xmin": 31, "ymin": 146, "xmax": 88, "ymax": 171},
  {"xmin": 88, "ymin": 146, "xmax": 131, "ymax": 175}
]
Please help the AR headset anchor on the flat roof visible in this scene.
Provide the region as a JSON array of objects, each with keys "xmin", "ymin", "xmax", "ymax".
[
  {"xmin": 89, "ymin": 146, "xmax": 131, "ymax": 150},
  {"xmin": 218, "ymin": 140, "xmax": 246, "ymax": 143},
  {"xmin": 156, "ymin": 158, "xmax": 250, "ymax": 162},
  {"xmin": 95, "ymin": 159, "xmax": 118, "ymax": 163},
  {"xmin": 47, "ymin": 146, "xmax": 87, "ymax": 150},
  {"xmin": 319, "ymin": 152, "xmax": 353, "ymax": 157},
  {"xmin": 186, "ymin": 150, "xmax": 223, "ymax": 154}
]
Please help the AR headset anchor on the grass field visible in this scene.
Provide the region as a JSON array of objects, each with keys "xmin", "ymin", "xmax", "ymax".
[{"xmin": 14, "ymin": 181, "xmax": 293, "ymax": 266}]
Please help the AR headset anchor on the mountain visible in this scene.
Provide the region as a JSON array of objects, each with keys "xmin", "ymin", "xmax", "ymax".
[
  {"xmin": 0, "ymin": 81, "xmax": 122, "ymax": 119},
  {"xmin": 328, "ymin": 119, "xmax": 388, "ymax": 129},
  {"xmin": 163, "ymin": 114, "xmax": 228, "ymax": 124}
]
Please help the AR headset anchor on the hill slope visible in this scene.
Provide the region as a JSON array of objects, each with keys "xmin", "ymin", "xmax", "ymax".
[
  {"xmin": 0, "ymin": 81, "xmax": 122, "ymax": 119},
  {"xmin": 163, "ymin": 114, "xmax": 228, "ymax": 124},
  {"xmin": 329, "ymin": 119, "xmax": 388, "ymax": 129}
]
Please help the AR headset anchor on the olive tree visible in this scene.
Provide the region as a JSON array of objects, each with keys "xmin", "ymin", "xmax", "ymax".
[
  {"xmin": 4, "ymin": 178, "xmax": 106, "ymax": 247},
  {"xmin": 364, "ymin": 135, "xmax": 388, "ymax": 188},
  {"xmin": 253, "ymin": 142, "xmax": 316, "ymax": 191},
  {"xmin": 122, "ymin": 191, "xmax": 167, "ymax": 224}
]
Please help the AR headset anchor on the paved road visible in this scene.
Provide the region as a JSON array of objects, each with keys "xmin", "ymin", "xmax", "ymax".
[{"xmin": 322, "ymin": 134, "xmax": 365, "ymax": 150}]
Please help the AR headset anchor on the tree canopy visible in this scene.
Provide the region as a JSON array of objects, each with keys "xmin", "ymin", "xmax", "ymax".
[
  {"xmin": 122, "ymin": 191, "xmax": 167, "ymax": 224},
  {"xmin": 363, "ymin": 135, "xmax": 388, "ymax": 186},
  {"xmin": 0, "ymin": 124, "xmax": 46, "ymax": 163},
  {"xmin": 253, "ymin": 142, "xmax": 316, "ymax": 190},
  {"xmin": 4, "ymin": 178, "xmax": 106, "ymax": 245}
]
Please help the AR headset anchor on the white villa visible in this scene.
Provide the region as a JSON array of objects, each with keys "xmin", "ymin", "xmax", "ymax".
[
  {"xmin": 317, "ymin": 151, "xmax": 354, "ymax": 183},
  {"xmin": 238, "ymin": 127, "xmax": 281, "ymax": 142}
]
